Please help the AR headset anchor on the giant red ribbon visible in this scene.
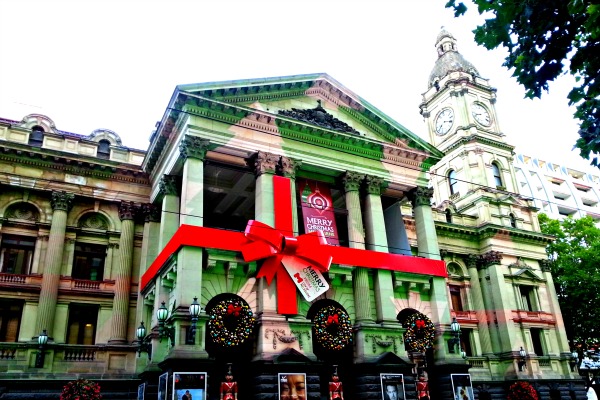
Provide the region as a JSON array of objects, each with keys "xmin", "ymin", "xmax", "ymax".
[{"xmin": 141, "ymin": 176, "xmax": 447, "ymax": 315}]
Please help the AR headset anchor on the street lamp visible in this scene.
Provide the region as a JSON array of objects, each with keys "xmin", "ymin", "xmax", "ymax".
[
  {"xmin": 156, "ymin": 301, "xmax": 175, "ymax": 344},
  {"xmin": 35, "ymin": 329, "xmax": 48, "ymax": 368},
  {"xmin": 460, "ymin": 347, "xmax": 467, "ymax": 360},
  {"xmin": 189, "ymin": 297, "xmax": 201, "ymax": 344},
  {"xmin": 449, "ymin": 318, "xmax": 461, "ymax": 354},
  {"xmin": 518, "ymin": 346, "xmax": 527, "ymax": 371},
  {"xmin": 135, "ymin": 322, "xmax": 152, "ymax": 357},
  {"xmin": 570, "ymin": 349, "xmax": 579, "ymax": 372}
]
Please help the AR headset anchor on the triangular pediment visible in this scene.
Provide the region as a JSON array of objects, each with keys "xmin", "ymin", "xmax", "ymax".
[{"xmin": 174, "ymin": 73, "xmax": 443, "ymax": 164}]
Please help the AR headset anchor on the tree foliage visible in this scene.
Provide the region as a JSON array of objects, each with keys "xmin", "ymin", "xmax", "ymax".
[
  {"xmin": 538, "ymin": 213, "xmax": 600, "ymax": 347},
  {"xmin": 446, "ymin": 1, "xmax": 600, "ymax": 166}
]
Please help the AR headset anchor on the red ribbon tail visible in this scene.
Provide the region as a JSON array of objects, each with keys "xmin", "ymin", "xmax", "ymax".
[
  {"xmin": 255, "ymin": 256, "xmax": 280, "ymax": 285},
  {"xmin": 276, "ymin": 268, "xmax": 297, "ymax": 315}
]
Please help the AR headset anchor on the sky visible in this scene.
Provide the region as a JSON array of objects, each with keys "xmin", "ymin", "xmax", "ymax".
[{"xmin": 0, "ymin": 0, "xmax": 594, "ymax": 173}]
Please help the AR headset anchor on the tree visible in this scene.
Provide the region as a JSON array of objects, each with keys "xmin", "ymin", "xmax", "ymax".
[
  {"xmin": 537, "ymin": 213, "xmax": 600, "ymax": 348},
  {"xmin": 446, "ymin": 1, "xmax": 600, "ymax": 166}
]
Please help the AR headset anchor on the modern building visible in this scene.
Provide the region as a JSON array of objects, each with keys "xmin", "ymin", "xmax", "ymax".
[{"xmin": 0, "ymin": 30, "xmax": 588, "ymax": 399}]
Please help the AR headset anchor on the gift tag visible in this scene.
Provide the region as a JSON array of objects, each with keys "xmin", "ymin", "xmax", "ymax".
[{"xmin": 281, "ymin": 256, "xmax": 330, "ymax": 302}]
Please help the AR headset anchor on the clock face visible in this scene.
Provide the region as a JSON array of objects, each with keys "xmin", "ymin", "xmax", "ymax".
[
  {"xmin": 472, "ymin": 103, "xmax": 491, "ymax": 126},
  {"xmin": 435, "ymin": 108, "xmax": 454, "ymax": 135}
]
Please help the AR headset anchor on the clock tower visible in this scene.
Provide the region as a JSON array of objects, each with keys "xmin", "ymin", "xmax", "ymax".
[{"xmin": 420, "ymin": 29, "xmax": 517, "ymax": 207}]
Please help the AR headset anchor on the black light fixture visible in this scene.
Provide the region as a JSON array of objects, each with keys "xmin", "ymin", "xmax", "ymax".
[
  {"xmin": 156, "ymin": 301, "xmax": 175, "ymax": 344},
  {"xmin": 35, "ymin": 329, "xmax": 48, "ymax": 368},
  {"xmin": 460, "ymin": 347, "xmax": 468, "ymax": 360},
  {"xmin": 449, "ymin": 317, "xmax": 461, "ymax": 354},
  {"xmin": 189, "ymin": 297, "xmax": 201, "ymax": 343},
  {"xmin": 135, "ymin": 322, "xmax": 152, "ymax": 357},
  {"xmin": 518, "ymin": 346, "xmax": 527, "ymax": 371},
  {"xmin": 570, "ymin": 349, "xmax": 579, "ymax": 372}
]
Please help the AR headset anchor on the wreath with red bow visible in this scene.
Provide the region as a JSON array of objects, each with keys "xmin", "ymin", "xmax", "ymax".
[
  {"xmin": 403, "ymin": 313, "xmax": 435, "ymax": 353},
  {"xmin": 507, "ymin": 381, "xmax": 539, "ymax": 400},
  {"xmin": 313, "ymin": 305, "xmax": 353, "ymax": 351},
  {"xmin": 208, "ymin": 298, "xmax": 255, "ymax": 347}
]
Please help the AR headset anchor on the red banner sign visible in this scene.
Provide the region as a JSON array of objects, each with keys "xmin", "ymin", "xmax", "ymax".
[{"xmin": 298, "ymin": 179, "xmax": 339, "ymax": 245}]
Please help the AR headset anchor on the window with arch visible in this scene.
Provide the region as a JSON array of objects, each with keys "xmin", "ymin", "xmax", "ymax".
[
  {"xmin": 448, "ymin": 170, "xmax": 458, "ymax": 195},
  {"xmin": 445, "ymin": 208, "xmax": 453, "ymax": 223},
  {"xmin": 97, "ymin": 139, "xmax": 111, "ymax": 159},
  {"xmin": 509, "ymin": 213, "xmax": 517, "ymax": 228},
  {"xmin": 73, "ymin": 213, "xmax": 110, "ymax": 281},
  {"xmin": 28, "ymin": 125, "xmax": 44, "ymax": 147},
  {"xmin": 1, "ymin": 202, "xmax": 40, "ymax": 275},
  {"xmin": 491, "ymin": 162, "xmax": 503, "ymax": 188}
]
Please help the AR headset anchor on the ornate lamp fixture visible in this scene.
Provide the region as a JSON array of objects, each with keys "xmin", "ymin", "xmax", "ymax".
[
  {"xmin": 570, "ymin": 349, "xmax": 579, "ymax": 372},
  {"xmin": 189, "ymin": 297, "xmax": 201, "ymax": 343},
  {"xmin": 35, "ymin": 329, "xmax": 48, "ymax": 368},
  {"xmin": 156, "ymin": 301, "xmax": 175, "ymax": 344},
  {"xmin": 135, "ymin": 322, "xmax": 152, "ymax": 357},
  {"xmin": 518, "ymin": 346, "xmax": 527, "ymax": 371},
  {"xmin": 448, "ymin": 318, "xmax": 461, "ymax": 353}
]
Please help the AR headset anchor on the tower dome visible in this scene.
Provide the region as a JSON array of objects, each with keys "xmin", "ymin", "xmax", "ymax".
[{"xmin": 428, "ymin": 28, "xmax": 480, "ymax": 88}]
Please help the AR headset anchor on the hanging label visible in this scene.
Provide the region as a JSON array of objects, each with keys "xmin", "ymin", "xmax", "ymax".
[{"xmin": 281, "ymin": 256, "xmax": 329, "ymax": 302}]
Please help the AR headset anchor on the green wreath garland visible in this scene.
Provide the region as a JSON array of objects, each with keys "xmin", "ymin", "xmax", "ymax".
[
  {"xmin": 313, "ymin": 305, "xmax": 353, "ymax": 351},
  {"xmin": 403, "ymin": 313, "xmax": 435, "ymax": 353},
  {"xmin": 208, "ymin": 298, "xmax": 255, "ymax": 347}
]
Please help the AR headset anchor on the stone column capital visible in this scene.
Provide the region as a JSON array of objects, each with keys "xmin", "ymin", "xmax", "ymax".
[
  {"xmin": 159, "ymin": 175, "xmax": 179, "ymax": 196},
  {"xmin": 142, "ymin": 203, "xmax": 161, "ymax": 223},
  {"xmin": 179, "ymin": 136, "xmax": 210, "ymax": 160},
  {"xmin": 118, "ymin": 201, "xmax": 138, "ymax": 221},
  {"xmin": 253, "ymin": 151, "xmax": 279, "ymax": 176},
  {"xmin": 465, "ymin": 254, "xmax": 479, "ymax": 269},
  {"xmin": 364, "ymin": 175, "xmax": 387, "ymax": 196},
  {"xmin": 539, "ymin": 259, "xmax": 552, "ymax": 272},
  {"xmin": 407, "ymin": 187, "xmax": 434, "ymax": 208},
  {"xmin": 478, "ymin": 251, "xmax": 503, "ymax": 268},
  {"xmin": 342, "ymin": 171, "xmax": 364, "ymax": 193},
  {"xmin": 279, "ymin": 156, "xmax": 302, "ymax": 179},
  {"xmin": 50, "ymin": 191, "xmax": 74, "ymax": 212}
]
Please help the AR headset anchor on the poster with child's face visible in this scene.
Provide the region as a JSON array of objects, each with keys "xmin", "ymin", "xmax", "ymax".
[
  {"xmin": 278, "ymin": 373, "xmax": 307, "ymax": 400},
  {"xmin": 451, "ymin": 374, "xmax": 474, "ymax": 400},
  {"xmin": 172, "ymin": 372, "xmax": 207, "ymax": 400}
]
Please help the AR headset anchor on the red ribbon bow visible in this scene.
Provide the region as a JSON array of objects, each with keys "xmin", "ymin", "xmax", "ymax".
[
  {"xmin": 415, "ymin": 319, "xmax": 425, "ymax": 329},
  {"xmin": 227, "ymin": 304, "xmax": 242, "ymax": 316},
  {"xmin": 326, "ymin": 314, "xmax": 339, "ymax": 326}
]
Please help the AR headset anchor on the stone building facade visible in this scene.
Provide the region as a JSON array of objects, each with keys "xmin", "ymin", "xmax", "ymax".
[{"xmin": 0, "ymin": 31, "xmax": 587, "ymax": 399}]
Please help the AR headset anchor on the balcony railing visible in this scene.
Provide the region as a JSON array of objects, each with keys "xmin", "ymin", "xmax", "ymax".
[
  {"xmin": 0, "ymin": 274, "xmax": 115, "ymax": 294},
  {"xmin": 512, "ymin": 310, "xmax": 555, "ymax": 325},
  {"xmin": 0, "ymin": 272, "xmax": 42, "ymax": 285}
]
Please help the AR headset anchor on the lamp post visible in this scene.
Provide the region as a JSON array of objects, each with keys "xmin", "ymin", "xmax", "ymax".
[
  {"xmin": 570, "ymin": 349, "xmax": 579, "ymax": 372},
  {"xmin": 35, "ymin": 329, "xmax": 48, "ymax": 368},
  {"xmin": 449, "ymin": 318, "xmax": 461, "ymax": 354},
  {"xmin": 518, "ymin": 346, "xmax": 527, "ymax": 371},
  {"xmin": 135, "ymin": 322, "xmax": 152, "ymax": 357},
  {"xmin": 189, "ymin": 297, "xmax": 201, "ymax": 344},
  {"xmin": 156, "ymin": 301, "xmax": 175, "ymax": 345}
]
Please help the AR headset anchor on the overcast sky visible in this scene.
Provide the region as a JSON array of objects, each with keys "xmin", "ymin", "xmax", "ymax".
[{"xmin": 0, "ymin": 0, "xmax": 594, "ymax": 173}]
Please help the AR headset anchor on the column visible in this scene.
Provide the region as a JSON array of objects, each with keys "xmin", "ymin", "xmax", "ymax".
[
  {"xmin": 540, "ymin": 260, "xmax": 570, "ymax": 355},
  {"xmin": 36, "ymin": 191, "xmax": 73, "ymax": 337},
  {"xmin": 364, "ymin": 175, "xmax": 395, "ymax": 322},
  {"xmin": 158, "ymin": 175, "xmax": 180, "ymax": 251},
  {"xmin": 279, "ymin": 156, "xmax": 302, "ymax": 235},
  {"xmin": 109, "ymin": 201, "xmax": 137, "ymax": 343},
  {"xmin": 343, "ymin": 171, "xmax": 371, "ymax": 323},
  {"xmin": 30, "ymin": 234, "xmax": 48, "ymax": 274},
  {"xmin": 466, "ymin": 255, "xmax": 493, "ymax": 355},
  {"xmin": 253, "ymin": 151, "xmax": 279, "ymax": 316}
]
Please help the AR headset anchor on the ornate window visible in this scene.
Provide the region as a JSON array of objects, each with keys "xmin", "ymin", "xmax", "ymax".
[
  {"xmin": 0, "ymin": 235, "xmax": 36, "ymax": 275},
  {"xmin": 72, "ymin": 243, "xmax": 106, "ymax": 281},
  {"xmin": 491, "ymin": 162, "xmax": 503, "ymax": 188},
  {"xmin": 448, "ymin": 170, "xmax": 458, "ymax": 195},
  {"xmin": 28, "ymin": 125, "xmax": 44, "ymax": 147},
  {"xmin": 67, "ymin": 304, "xmax": 98, "ymax": 345},
  {"xmin": 449, "ymin": 285, "xmax": 464, "ymax": 311},
  {"xmin": 97, "ymin": 139, "xmax": 111, "ymax": 159},
  {"xmin": 519, "ymin": 285, "xmax": 538, "ymax": 311}
]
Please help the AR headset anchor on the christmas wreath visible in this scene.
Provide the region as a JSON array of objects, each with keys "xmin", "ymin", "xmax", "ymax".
[
  {"xmin": 208, "ymin": 298, "xmax": 255, "ymax": 347},
  {"xmin": 403, "ymin": 313, "xmax": 435, "ymax": 353},
  {"xmin": 60, "ymin": 378, "xmax": 102, "ymax": 400},
  {"xmin": 507, "ymin": 381, "xmax": 538, "ymax": 400},
  {"xmin": 313, "ymin": 305, "xmax": 353, "ymax": 351}
]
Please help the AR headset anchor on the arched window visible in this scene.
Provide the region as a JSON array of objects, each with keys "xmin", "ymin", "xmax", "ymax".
[
  {"xmin": 509, "ymin": 213, "xmax": 517, "ymax": 228},
  {"xmin": 97, "ymin": 139, "xmax": 111, "ymax": 159},
  {"xmin": 445, "ymin": 209, "xmax": 453, "ymax": 223},
  {"xmin": 448, "ymin": 170, "xmax": 458, "ymax": 195},
  {"xmin": 492, "ymin": 162, "xmax": 503, "ymax": 188},
  {"xmin": 28, "ymin": 125, "xmax": 44, "ymax": 147}
]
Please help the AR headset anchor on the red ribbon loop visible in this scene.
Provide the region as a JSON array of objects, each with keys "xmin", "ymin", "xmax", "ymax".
[
  {"xmin": 227, "ymin": 304, "xmax": 241, "ymax": 316},
  {"xmin": 326, "ymin": 314, "xmax": 339, "ymax": 325}
]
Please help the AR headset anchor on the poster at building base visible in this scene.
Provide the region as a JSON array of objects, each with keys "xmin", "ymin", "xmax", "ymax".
[
  {"xmin": 279, "ymin": 373, "xmax": 307, "ymax": 400},
  {"xmin": 451, "ymin": 374, "xmax": 474, "ymax": 400},
  {"xmin": 173, "ymin": 372, "xmax": 207, "ymax": 400},
  {"xmin": 158, "ymin": 372, "xmax": 168, "ymax": 400},
  {"xmin": 298, "ymin": 179, "xmax": 340, "ymax": 245},
  {"xmin": 137, "ymin": 383, "xmax": 145, "ymax": 400},
  {"xmin": 380, "ymin": 374, "xmax": 405, "ymax": 400}
]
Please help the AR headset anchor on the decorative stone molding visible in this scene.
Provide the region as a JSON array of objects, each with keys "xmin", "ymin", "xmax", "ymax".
[
  {"xmin": 118, "ymin": 201, "xmax": 138, "ymax": 221},
  {"xmin": 365, "ymin": 334, "xmax": 401, "ymax": 353},
  {"xmin": 278, "ymin": 100, "xmax": 361, "ymax": 135},
  {"xmin": 364, "ymin": 175, "xmax": 387, "ymax": 196},
  {"xmin": 142, "ymin": 203, "xmax": 161, "ymax": 223},
  {"xmin": 179, "ymin": 136, "xmax": 210, "ymax": 160},
  {"xmin": 342, "ymin": 171, "xmax": 364, "ymax": 193},
  {"xmin": 278, "ymin": 156, "xmax": 301, "ymax": 179},
  {"xmin": 465, "ymin": 254, "xmax": 479, "ymax": 269},
  {"xmin": 407, "ymin": 187, "xmax": 434, "ymax": 208},
  {"xmin": 108, "ymin": 242, "xmax": 120, "ymax": 249},
  {"xmin": 79, "ymin": 213, "xmax": 109, "ymax": 230},
  {"xmin": 477, "ymin": 251, "xmax": 502, "ymax": 268},
  {"xmin": 264, "ymin": 328, "xmax": 299, "ymax": 350},
  {"xmin": 4, "ymin": 202, "xmax": 40, "ymax": 221},
  {"xmin": 159, "ymin": 175, "xmax": 179, "ymax": 196},
  {"xmin": 253, "ymin": 151, "xmax": 279, "ymax": 176},
  {"xmin": 539, "ymin": 259, "xmax": 552, "ymax": 273},
  {"xmin": 50, "ymin": 191, "xmax": 74, "ymax": 212}
]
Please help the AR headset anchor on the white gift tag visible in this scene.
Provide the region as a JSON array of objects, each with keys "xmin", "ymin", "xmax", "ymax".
[{"xmin": 281, "ymin": 256, "xmax": 330, "ymax": 302}]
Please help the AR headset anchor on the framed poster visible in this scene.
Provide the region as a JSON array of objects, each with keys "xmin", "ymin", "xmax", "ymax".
[
  {"xmin": 137, "ymin": 383, "xmax": 145, "ymax": 400},
  {"xmin": 451, "ymin": 374, "xmax": 474, "ymax": 400},
  {"xmin": 158, "ymin": 372, "xmax": 168, "ymax": 400},
  {"xmin": 173, "ymin": 372, "xmax": 207, "ymax": 400},
  {"xmin": 380, "ymin": 374, "xmax": 405, "ymax": 400},
  {"xmin": 278, "ymin": 373, "xmax": 307, "ymax": 400}
]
